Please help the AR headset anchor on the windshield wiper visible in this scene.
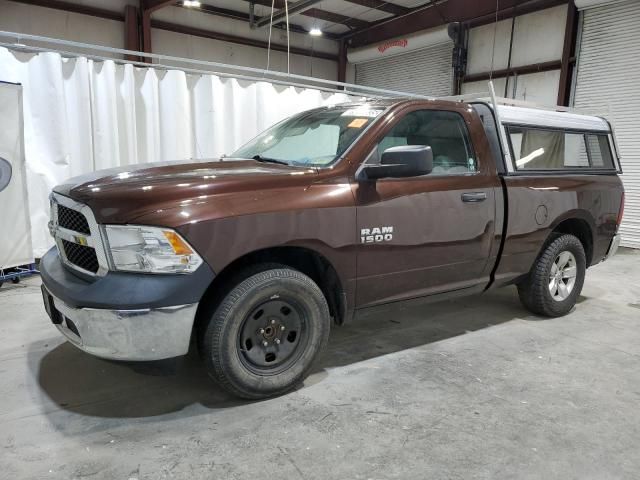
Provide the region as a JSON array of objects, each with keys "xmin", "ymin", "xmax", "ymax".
[{"xmin": 252, "ymin": 155, "xmax": 289, "ymax": 166}]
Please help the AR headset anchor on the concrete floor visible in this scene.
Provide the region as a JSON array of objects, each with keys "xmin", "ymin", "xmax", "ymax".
[{"xmin": 1, "ymin": 250, "xmax": 640, "ymax": 479}]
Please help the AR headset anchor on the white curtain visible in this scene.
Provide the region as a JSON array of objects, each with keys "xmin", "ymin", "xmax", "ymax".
[
  {"xmin": 0, "ymin": 47, "xmax": 354, "ymax": 257},
  {"xmin": 0, "ymin": 82, "xmax": 33, "ymax": 269}
]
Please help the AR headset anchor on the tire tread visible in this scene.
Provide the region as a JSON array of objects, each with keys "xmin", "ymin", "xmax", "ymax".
[
  {"xmin": 517, "ymin": 234, "xmax": 586, "ymax": 317},
  {"xmin": 202, "ymin": 266, "xmax": 330, "ymax": 399}
]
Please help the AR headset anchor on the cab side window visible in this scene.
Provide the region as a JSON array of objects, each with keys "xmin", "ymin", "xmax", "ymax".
[
  {"xmin": 375, "ymin": 110, "xmax": 477, "ymax": 175},
  {"xmin": 507, "ymin": 127, "xmax": 616, "ymax": 171}
]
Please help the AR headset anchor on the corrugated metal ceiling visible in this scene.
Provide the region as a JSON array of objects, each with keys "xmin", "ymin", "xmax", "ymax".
[{"xmin": 202, "ymin": 0, "xmax": 432, "ymax": 35}]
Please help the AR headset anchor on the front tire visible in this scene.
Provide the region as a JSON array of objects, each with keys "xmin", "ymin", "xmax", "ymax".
[
  {"xmin": 517, "ymin": 234, "xmax": 586, "ymax": 317},
  {"xmin": 200, "ymin": 266, "xmax": 330, "ymax": 399}
]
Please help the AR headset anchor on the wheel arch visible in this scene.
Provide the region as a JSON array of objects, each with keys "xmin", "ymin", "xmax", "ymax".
[
  {"xmin": 194, "ymin": 246, "xmax": 347, "ymax": 342},
  {"xmin": 548, "ymin": 213, "xmax": 595, "ymax": 267}
]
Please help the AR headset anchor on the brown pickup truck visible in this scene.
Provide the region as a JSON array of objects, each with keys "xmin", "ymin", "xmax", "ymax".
[{"xmin": 40, "ymin": 98, "xmax": 624, "ymax": 398}]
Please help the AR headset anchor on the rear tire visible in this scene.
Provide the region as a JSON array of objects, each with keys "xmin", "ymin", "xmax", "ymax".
[
  {"xmin": 200, "ymin": 266, "xmax": 330, "ymax": 399},
  {"xmin": 517, "ymin": 234, "xmax": 586, "ymax": 317}
]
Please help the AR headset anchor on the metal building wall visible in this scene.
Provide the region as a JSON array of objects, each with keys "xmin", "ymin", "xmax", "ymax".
[
  {"xmin": 573, "ymin": 0, "xmax": 640, "ymax": 248},
  {"xmin": 462, "ymin": 5, "xmax": 568, "ymax": 105},
  {"xmin": 0, "ymin": 0, "xmax": 339, "ymax": 80}
]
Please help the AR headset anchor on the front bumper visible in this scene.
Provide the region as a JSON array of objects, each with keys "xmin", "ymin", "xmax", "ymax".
[
  {"xmin": 42, "ymin": 285, "xmax": 198, "ymax": 360},
  {"xmin": 39, "ymin": 247, "xmax": 215, "ymax": 361}
]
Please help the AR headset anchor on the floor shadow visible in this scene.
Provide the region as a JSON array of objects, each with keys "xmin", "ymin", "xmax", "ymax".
[
  {"xmin": 0, "ymin": 281, "xmax": 31, "ymax": 294},
  {"xmin": 30, "ymin": 343, "xmax": 246, "ymax": 419},
  {"xmin": 315, "ymin": 285, "xmax": 529, "ymax": 370},
  {"xmin": 32, "ymin": 286, "xmax": 534, "ymax": 420},
  {"xmin": 576, "ymin": 294, "xmax": 589, "ymax": 304}
]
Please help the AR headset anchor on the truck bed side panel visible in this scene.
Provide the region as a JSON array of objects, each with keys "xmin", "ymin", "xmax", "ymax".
[{"xmin": 493, "ymin": 174, "xmax": 623, "ymax": 286}]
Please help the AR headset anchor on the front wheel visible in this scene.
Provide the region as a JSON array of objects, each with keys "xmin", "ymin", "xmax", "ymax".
[
  {"xmin": 200, "ymin": 266, "xmax": 330, "ymax": 399},
  {"xmin": 517, "ymin": 234, "xmax": 586, "ymax": 317}
]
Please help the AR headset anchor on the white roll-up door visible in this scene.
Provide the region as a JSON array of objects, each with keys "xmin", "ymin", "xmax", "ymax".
[
  {"xmin": 355, "ymin": 42, "xmax": 453, "ymax": 97},
  {"xmin": 572, "ymin": 0, "xmax": 640, "ymax": 248}
]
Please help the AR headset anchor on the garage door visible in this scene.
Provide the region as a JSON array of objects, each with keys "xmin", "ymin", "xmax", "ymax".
[
  {"xmin": 355, "ymin": 42, "xmax": 453, "ymax": 97},
  {"xmin": 572, "ymin": 0, "xmax": 640, "ymax": 248}
]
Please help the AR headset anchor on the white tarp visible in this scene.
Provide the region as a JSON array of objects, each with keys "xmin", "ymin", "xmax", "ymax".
[
  {"xmin": 0, "ymin": 81, "xmax": 33, "ymax": 268},
  {"xmin": 0, "ymin": 47, "xmax": 353, "ymax": 257}
]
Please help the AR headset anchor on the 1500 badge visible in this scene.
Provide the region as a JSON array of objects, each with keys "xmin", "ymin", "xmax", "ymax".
[{"xmin": 361, "ymin": 226, "xmax": 393, "ymax": 243}]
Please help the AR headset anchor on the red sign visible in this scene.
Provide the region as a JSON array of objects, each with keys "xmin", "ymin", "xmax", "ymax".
[{"xmin": 377, "ymin": 39, "xmax": 408, "ymax": 54}]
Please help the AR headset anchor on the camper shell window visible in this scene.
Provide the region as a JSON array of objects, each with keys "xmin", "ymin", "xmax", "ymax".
[{"xmin": 506, "ymin": 125, "xmax": 616, "ymax": 172}]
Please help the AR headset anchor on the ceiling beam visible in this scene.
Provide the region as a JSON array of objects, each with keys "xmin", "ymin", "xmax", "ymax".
[
  {"xmin": 181, "ymin": 3, "xmax": 340, "ymax": 39},
  {"xmin": 304, "ymin": 8, "xmax": 370, "ymax": 30},
  {"xmin": 343, "ymin": 0, "xmax": 410, "ymax": 16},
  {"xmin": 7, "ymin": 0, "xmax": 124, "ymax": 21},
  {"xmin": 255, "ymin": 0, "xmax": 324, "ymax": 28},
  {"xmin": 464, "ymin": 0, "xmax": 568, "ymax": 27},
  {"xmin": 345, "ymin": 0, "xmax": 568, "ymax": 47},
  {"xmin": 141, "ymin": 1, "xmax": 176, "ymax": 56},
  {"xmin": 151, "ymin": 19, "xmax": 338, "ymax": 61},
  {"xmin": 142, "ymin": 0, "xmax": 176, "ymax": 14},
  {"xmin": 251, "ymin": 0, "xmax": 287, "ymax": 8},
  {"xmin": 271, "ymin": 21, "xmax": 341, "ymax": 40},
  {"xmin": 463, "ymin": 59, "xmax": 562, "ymax": 82},
  {"xmin": 181, "ymin": 3, "xmax": 254, "ymax": 22},
  {"xmin": 243, "ymin": 0, "xmax": 371, "ymax": 30}
]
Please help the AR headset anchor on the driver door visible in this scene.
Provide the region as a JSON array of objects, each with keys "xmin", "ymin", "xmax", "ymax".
[{"xmin": 354, "ymin": 106, "xmax": 500, "ymax": 308}]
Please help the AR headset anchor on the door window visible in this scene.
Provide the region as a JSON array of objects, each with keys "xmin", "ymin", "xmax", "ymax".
[{"xmin": 374, "ymin": 110, "xmax": 477, "ymax": 175}]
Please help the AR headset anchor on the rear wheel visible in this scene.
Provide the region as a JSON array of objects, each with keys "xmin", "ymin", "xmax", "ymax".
[
  {"xmin": 200, "ymin": 266, "xmax": 330, "ymax": 399},
  {"xmin": 517, "ymin": 234, "xmax": 586, "ymax": 317}
]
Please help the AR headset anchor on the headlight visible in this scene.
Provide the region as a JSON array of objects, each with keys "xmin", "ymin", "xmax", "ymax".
[{"xmin": 104, "ymin": 225, "xmax": 203, "ymax": 274}]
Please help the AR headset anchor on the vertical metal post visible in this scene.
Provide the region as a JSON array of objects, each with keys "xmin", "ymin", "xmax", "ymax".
[
  {"xmin": 124, "ymin": 5, "xmax": 141, "ymax": 62},
  {"xmin": 558, "ymin": 0, "xmax": 578, "ymax": 106},
  {"xmin": 451, "ymin": 22, "xmax": 467, "ymax": 96},
  {"xmin": 142, "ymin": 11, "xmax": 152, "ymax": 57},
  {"xmin": 504, "ymin": 12, "xmax": 516, "ymax": 98},
  {"xmin": 568, "ymin": 10, "xmax": 583, "ymax": 107},
  {"xmin": 337, "ymin": 39, "xmax": 347, "ymax": 87}
]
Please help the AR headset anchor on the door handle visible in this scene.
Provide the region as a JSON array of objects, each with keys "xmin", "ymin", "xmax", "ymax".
[{"xmin": 461, "ymin": 192, "xmax": 487, "ymax": 203}]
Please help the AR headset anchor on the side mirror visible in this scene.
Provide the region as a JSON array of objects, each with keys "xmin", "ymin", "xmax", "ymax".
[{"xmin": 357, "ymin": 145, "xmax": 433, "ymax": 181}]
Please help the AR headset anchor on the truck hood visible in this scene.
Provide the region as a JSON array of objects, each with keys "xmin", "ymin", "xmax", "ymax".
[{"xmin": 54, "ymin": 159, "xmax": 318, "ymax": 224}]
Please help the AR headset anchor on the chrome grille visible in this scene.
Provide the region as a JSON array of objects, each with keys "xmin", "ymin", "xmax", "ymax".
[
  {"xmin": 50, "ymin": 193, "xmax": 108, "ymax": 277},
  {"xmin": 61, "ymin": 239, "xmax": 99, "ymax": 273},
  {"xmin": 57, "ymin": 204, "xmax": 90, "ymax": 234}
]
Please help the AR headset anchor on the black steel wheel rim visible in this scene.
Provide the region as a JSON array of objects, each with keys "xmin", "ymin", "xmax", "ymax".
[{"xmin": 237, "ymin": 297, "xmax": 309, "ymax": 375}]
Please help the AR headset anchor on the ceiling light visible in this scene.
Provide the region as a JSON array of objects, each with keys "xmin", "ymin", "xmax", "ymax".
[
  {"xmin": 309, "ymin": 28, "xmax": 323, "ymax": 37},
  {"xmin": 183, "ymin": 0, "xmax": 201, "ymax": 7}
]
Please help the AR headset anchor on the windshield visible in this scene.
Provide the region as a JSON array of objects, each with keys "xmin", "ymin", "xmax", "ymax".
[{"xmin": 229, "ymin": 105, "xmax": 385, "ymax": 167}]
